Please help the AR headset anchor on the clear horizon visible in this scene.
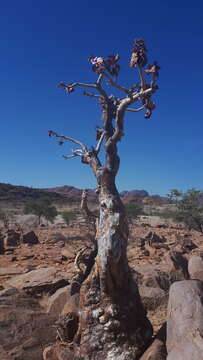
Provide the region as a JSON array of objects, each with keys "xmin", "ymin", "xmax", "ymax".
[{"xmin": 1, "ymin": 1, "xmax": 203, "ymax": 196}]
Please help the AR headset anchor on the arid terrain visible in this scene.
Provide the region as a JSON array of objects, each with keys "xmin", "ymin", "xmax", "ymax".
[{"xmin": 1, "ymin": 184, "xmax": 203, "ymax": 359}]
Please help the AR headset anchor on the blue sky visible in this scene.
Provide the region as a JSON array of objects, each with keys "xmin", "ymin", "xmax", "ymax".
[{"xmin": 0, "ymin": 0, "xmax": 203, "ymax": 195}]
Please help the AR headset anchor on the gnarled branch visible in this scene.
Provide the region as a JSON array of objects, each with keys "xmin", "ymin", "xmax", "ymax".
[
  {"xmin": 126, "ymin": 105, "xmax": 145, "ymax": 112},
  {"xmin": 102, "ymin": 71, "xmax": 131, "ymax": 95}
]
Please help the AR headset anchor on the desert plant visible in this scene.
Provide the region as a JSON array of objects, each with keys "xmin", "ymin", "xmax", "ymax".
[
  {"xmin": 125, "ymin": 200, "xmax": 145, "ymax": 220},
  {"xmin": 61, "ymin": 210, "xmax": 77, "ymax": 225},
  {"xmin": 167, "ymin": 189, "xmax": 182, "ymax": 204},
  {"xmin": 175, "ymin": 189, "xmax": 203, "ymax": 232},
  {"xmin": 24, "ymin": 198, "xmax": 58, "ymax": 225},
  {"xmin": 49, "ymin": 39, "xmax": 159, "ymax": 358}
]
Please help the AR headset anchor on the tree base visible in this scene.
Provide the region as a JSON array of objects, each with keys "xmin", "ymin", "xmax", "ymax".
[{"xmin": 74, "ymin": 263, "xmax": 153, "ymax": 360}]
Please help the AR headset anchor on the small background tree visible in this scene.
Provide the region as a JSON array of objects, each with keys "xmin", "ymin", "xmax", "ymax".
[
  {"xmin": 175, "ymin": 189, "xmax": 203, "ymax": 232},
  {"xmin": 125, "ymin": 200, "xmax": 145, "ymax": 221},
  {"xmin": 24, "ymin": 198, "xmax": 58, "ymax": 225},
  {"xmin": 61, "ymin": 210, "xmax": 77, "ymax": 225}
]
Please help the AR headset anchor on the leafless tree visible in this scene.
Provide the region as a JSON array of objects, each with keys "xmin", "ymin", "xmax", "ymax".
[{"xmin": 49, "ymin": 39, "xmax": 159, "ymax": 359}]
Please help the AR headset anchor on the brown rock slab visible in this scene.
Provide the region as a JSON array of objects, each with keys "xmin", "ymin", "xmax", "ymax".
[
  {"xmin": 0, "ymin": 344, "xmax": 12, "ymax": 360},
  {"xmin": 167, "ymin": 280, "xmax": 203, "ymax": 360},
  {"xmin": 5, "ymin": 267, "xmax": 69, "ymax": 295},
  {"xmin": 0, "ymin": 288, "xmax": 57, "ymax": 360}
]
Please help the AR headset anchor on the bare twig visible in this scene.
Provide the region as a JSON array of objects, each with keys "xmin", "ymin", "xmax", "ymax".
[
  {"xmin": 102, "ymin": 71, "xmax": 131, "ymax": 95},
  {"xmin": 83, "ymin": 91, "xmax": 102, "ymax": 99},
  {"xmin": 62, "ymin": 154, "xmax": 79, "ymax": 160},
  {"xmin": 48, "ymin": 131, "xmax": 87, "ymax": 152},
  {"xmin": 58, "ymin": 81, "xmax": 97, "ymax": 91}
]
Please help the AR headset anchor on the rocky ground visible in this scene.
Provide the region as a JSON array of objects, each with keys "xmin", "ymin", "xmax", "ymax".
[{"xmin": 0, "ymin": 221, "xmax": 203, "ymax": 359}]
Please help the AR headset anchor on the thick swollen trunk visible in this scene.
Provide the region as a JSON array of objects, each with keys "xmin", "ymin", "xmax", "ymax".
[{"xmin": 75, "ymin": 173, "xmax": 152, "ymax": 359}]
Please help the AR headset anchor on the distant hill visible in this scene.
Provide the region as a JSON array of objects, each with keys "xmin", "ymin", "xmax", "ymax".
[
  {"xmin": 0, "ymin": 183, "xmax": 62, "ymax": 203},
  {"xmin": 120, "ymin": 190, "xmax": 149, "ymax": 197},
  {"xmin": 0, "ymin": 183, "xmax": 165, "ymax": 205}
]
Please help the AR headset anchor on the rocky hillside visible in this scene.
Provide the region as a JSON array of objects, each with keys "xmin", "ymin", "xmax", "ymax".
[
  {"xmin": 0, "ymin": 183, "xmax": 166, "ymax": 206},
  {"xmin": 1, "ymin": 222, "xmax": 203, "ymax": 359}
]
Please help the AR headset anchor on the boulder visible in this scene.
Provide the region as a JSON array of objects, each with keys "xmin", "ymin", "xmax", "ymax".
[
  {"xmin": 139, "ymin": 286, "xmax": 168, "ymax": 311},
  {"xmin": 0, "ymin": 288, "xmax": 57, "ymax": 360},
  {"xmin": 140, "ymin": 323, "xmax": 167, "ymax": 360},
  {"xmin": 167, "ymin": 280, "xmax": 203, "ymax": 360},
  {"xmin": 43, "ymin": 345, "xmax": 58, "ymax": 360},
  {"xmin": 164, "ymin": 250, "xmax": 189, "ymax": 280},
  {"xmin": 5, "ymin": 267, "xmax": 69, "ymax": 296},
  {"xmin": 144, "ymin": 231, "xmax": 167, "ymax": 246},
  {"xmin": 22, "ymin": 231, "xmax": 39, "ymax": 245},
  {"xmin": 61, "ymin": 248, "xmax": 75, "ymax": 261},
  {"xmin": 188, "ymin": 255, "xmax": 203, "ymax": 280},
  {"xmin": 47, "ymin": 285, "xmax": 70, "ymax": 316},
  {"xmin": 47, "ymin": 232, "xmax": 67, "ymax": 244},
  {"xmin": 132, "ymin": 264, "xmax": 172, "ymax": 291},
  {"xmin": 174, "ymin": 233, "xmax": 198, "ymax": 253},
  {"xmin": 0, "ymin": 233, "xmax": 4, "ymax": 254},
  {"xmin": 4, "ymin": 229, "xmax": 20, "ymax": 247}
]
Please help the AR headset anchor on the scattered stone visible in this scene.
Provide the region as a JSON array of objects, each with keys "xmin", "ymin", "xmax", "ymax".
[
  {"xmin": 22, "ymin": 231, "xmax": 39, "ymax": 245},
  {"xmin": 132, "ymin": 264, "xmax": 172, "ymax": 291},
  {"xmin": 139, "ymin": 286, "xmax": 168, "ymax": 311},
  {"xmin": 57, "ymin": 241, "xmax": 65, "ymax": 248},
  {"xmin": 4, "ymin": 249, "xmax": 15, "ymax": 255},
  {"xmin": 21, "ymin": 255, "xmax": 34, "ymax": 260},
  {"xmin": 144, "ymin": 231, "xmax": 167, "ymax": 246},
  {"xmin": 11, "ymin": 256, "xmax": 18, "ymax": 262},
  {"xmin": 174, "ymin": 234, "xmax": 198, "ymax": 253},
  {"xmin": 167, "ymin": 280, "xmax": 203, "ymax": 360},
  {"xmin": 188, "ymin": 255, "xmax": 203, "ymax": 280},
  {"xmin": 47, "ymin": 232, "xmax": 67, "ymax": 244},
  {"xmin": 61, "ymin": 248, "xmax": 75, "ymax": 261},
  {"xmin": 164, "ymin": 250, "xmax": 189, "ymax": 280},
  {"xmin": 43, "ymin": 345, "xmax": 57, "ymax": 360},
  {"xmin": 0, "ymin": 235, "xmax": 4, "ymax": 254},
  {"xmin": 143, "ymin": 249, "xmax": 150, "ymax": 256}
]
